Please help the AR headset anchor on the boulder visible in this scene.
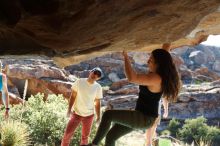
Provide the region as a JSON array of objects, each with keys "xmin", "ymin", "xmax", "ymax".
[
  {"xmin": 108, "ymin": 72, "xmax": 120, "ymax": 82},
  {"xmin": 109, "ymin": 79, "xmax": 131, "ymax": 91},
  {"xmin": 213, "ymin": 60, "xmax": 220, "ymax": 72},
  {"xmin": 194, "ymin": 67, "xmax": 220, "ymax": 81},
  {"xmin": 189, "ymin": 50, "xmax": 207, "ymax": 65}
]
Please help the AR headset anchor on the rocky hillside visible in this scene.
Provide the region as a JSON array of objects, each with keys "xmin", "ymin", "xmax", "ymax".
[
  {"xmin": 65, "ymin": 44, "xmax": 220, "ymax": 127},
  {"xmin": 1, "ymin": 44, "xmax": 220, "ymax": 128},
  {"xmin": 0, "ymin": 56, "xmax": 76, "ymax": 105}
]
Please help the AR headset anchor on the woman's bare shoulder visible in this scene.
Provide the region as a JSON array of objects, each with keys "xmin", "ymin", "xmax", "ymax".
[
  {"xmin": 135, "ymin": 72, "xmax": 161, "ymax": 86},
  {"xmin": 147, "ymin": 72, "xmax": 161, "ymax": 80}
]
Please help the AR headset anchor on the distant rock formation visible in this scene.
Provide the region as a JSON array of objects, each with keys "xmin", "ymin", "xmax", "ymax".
[
  {"xmin": 0, "ymin": 56, "xmax": 76, "ymax": 104},
  {"xmin": 1, "ymin": 45, "xmax": 220, "ymax": 126},
  {"xmin": 66, "ymin": 44, "xmax": 220, "ymax": 125}
]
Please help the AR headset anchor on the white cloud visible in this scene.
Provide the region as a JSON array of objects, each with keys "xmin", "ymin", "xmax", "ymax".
[{"xmin": 201, "ymin": 35, "xmax": 220, "ymax": 47}]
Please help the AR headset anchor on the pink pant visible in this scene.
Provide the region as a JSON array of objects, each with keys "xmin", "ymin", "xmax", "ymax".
[{"xmin": 61, "ymin": 113, "xmax": 94, "ymax": 146}]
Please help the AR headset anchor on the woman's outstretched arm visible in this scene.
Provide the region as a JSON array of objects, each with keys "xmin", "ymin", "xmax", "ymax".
[{"xmin": 123, "ymin": 51, "xmax": 136, "ymax": 81}]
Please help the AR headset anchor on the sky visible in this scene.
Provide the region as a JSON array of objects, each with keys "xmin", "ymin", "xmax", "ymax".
[{"xmin": 201, "ymin": 35, "xmax": 220, "ymax": 47}]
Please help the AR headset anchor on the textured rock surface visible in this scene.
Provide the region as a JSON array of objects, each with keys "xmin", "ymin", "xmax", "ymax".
[
  {"xmin": 0, "ymin": 56, "xmax": 75, "ymax": 101},
  {"xmin": 0, "ymin": 0, "xmax": 220, "ymax": 66},
  {"xmin": 65, "ymin": 45, "xmax": 220, "ymax": 126},
  {"xmin": 105, "ymin": 80, "xmax": 220, "ymax": 120},
  {"xmin": 1, "ymin": 45, "xmax": 220, "ymax": 120}
]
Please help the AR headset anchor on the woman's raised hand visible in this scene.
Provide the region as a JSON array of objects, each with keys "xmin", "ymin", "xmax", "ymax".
[{"xmin": 162, "ymin": 43, "xmax": 171, "ymax": 52}]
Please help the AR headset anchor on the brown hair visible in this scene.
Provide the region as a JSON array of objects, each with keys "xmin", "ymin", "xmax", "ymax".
[{"xmin": 152, "ymin": 49, "xmax": 181, "ymax": 102}]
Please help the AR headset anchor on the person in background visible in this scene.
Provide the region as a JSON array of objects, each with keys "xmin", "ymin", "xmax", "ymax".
[
  {"xmin": 89, "ymin": 45, "xmax": 181, "ymax": 146},
  {"xmin": 0, "ymin": 60, "xmax": 10, "ymax": 119},
  {"xmin": 61, "ymin": 67, "xmax": 103, "ymax": 146}
]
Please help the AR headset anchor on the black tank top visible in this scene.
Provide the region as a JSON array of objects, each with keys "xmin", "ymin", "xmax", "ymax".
[{"xmin": 135, "ymin": 85, "xmax": 163, "ymax": 117}]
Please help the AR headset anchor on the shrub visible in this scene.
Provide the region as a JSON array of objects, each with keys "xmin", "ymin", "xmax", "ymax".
[
  {"xmin": 212, "ymin": 135, "xmax": 220, "ymax": 146},
  {"xmin": 7, "ymin": 93, "xmax": 69, "ymax": 145},
  {"xmin": 178, "ymin": 117, "xmax": 209, "ymax": 144},
  {"xmin": 166, "ymin": 117, "xmax": 220, "ymax": 146},
  {"xmin": 1, "ymin": 93, "xmax": 99, "ymax": 145},
  {"xmin": 0, "ymin": 121, "xmax": 31, "ymax": 146},
  {"xmin": 160, "ymin": 130, "xmax": 171, "ymax": 136},
  {"xmin": 168, "ymin": 118, "xmax": 181, "ymax": 137},
  {"xmin": 206, "ymin": 126, "xmax": 220, "ymax": 146}
]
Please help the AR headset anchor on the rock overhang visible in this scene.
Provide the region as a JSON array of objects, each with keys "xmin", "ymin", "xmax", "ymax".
[{"xmin": 0, "ymin": 0, "xmax": 220, "ymax": 66}]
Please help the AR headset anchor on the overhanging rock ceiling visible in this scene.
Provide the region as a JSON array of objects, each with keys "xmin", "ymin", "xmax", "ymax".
[{"xmin": 0, "ymin": 0, "xmax": 220, "ymax": 66}]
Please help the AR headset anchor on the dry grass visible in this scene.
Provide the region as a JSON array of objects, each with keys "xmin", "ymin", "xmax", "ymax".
[{"xmin": 0, "ymin": 121, "xmax": 31, "ymax": 146}]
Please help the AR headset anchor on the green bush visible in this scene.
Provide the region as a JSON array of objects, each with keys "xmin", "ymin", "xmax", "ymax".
[
  {"xmin": 168, "ymin": 118, "xmax": 181, "ymax": 137},
  {"xmin": 0, "ymin": 121, "xmax": 30, "ymax": 146},
  {"xmin": 160, "ymin": 130, "xmax": 171, "ymax": 136},
  {"xmin": 178, "ymin": 116, "xmax": 220, "ymax": 145},
  {"xmin": 1, "ymin": 93, "xmax": 99, "ymax": 146},
  {"xmin": 8, "ymin": 93, "xmax": 68, "ymax": 145},
  {"xmin": 178, "ymin": 117, "xmax": 208, "ymax": 143},
  {"xmin": 206, "ymin": 126, "xmax": 220, "ymax": 146}
]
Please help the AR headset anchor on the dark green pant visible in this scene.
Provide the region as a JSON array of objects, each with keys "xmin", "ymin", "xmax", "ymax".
[{"xmin": 92, "ymin": 110, "xmax": 156, "ymax": 146}]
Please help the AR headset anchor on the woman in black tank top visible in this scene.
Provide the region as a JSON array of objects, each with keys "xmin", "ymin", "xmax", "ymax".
[{"xmin": 89, "ymin": 49, "xmax": 181, "ymax": 146}]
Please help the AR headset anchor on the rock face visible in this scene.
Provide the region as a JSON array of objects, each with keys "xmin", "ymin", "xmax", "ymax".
[
  {"xmin": 0, "ymin": 0, "xmax": 220, "ymax": 66},
  {"xmin": 66, "ymin": 44, "xmax": 220, "ymax": 85},
  {"xmin": 0, "ymin": 56, "xmax": 75, "ymax": 104},
  {"xmin": 1, "ymin": 44, "xmax": 220, "ymax": 127},
  {"xmin": 65, "ymin": 45, "xmax": 220, "ymax": 127},
  {"xmin": 104, "ymin": 79, "xmax": 220, "ymax": 121},
  {"xmin": 170, "ymin": 84, "xmax": 220, "ymax": 120}
]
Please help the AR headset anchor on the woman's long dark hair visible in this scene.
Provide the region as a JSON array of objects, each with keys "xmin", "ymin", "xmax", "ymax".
[{"xmin": 152, "ymin": 49, "xmax": 181, "ymax": 102}]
